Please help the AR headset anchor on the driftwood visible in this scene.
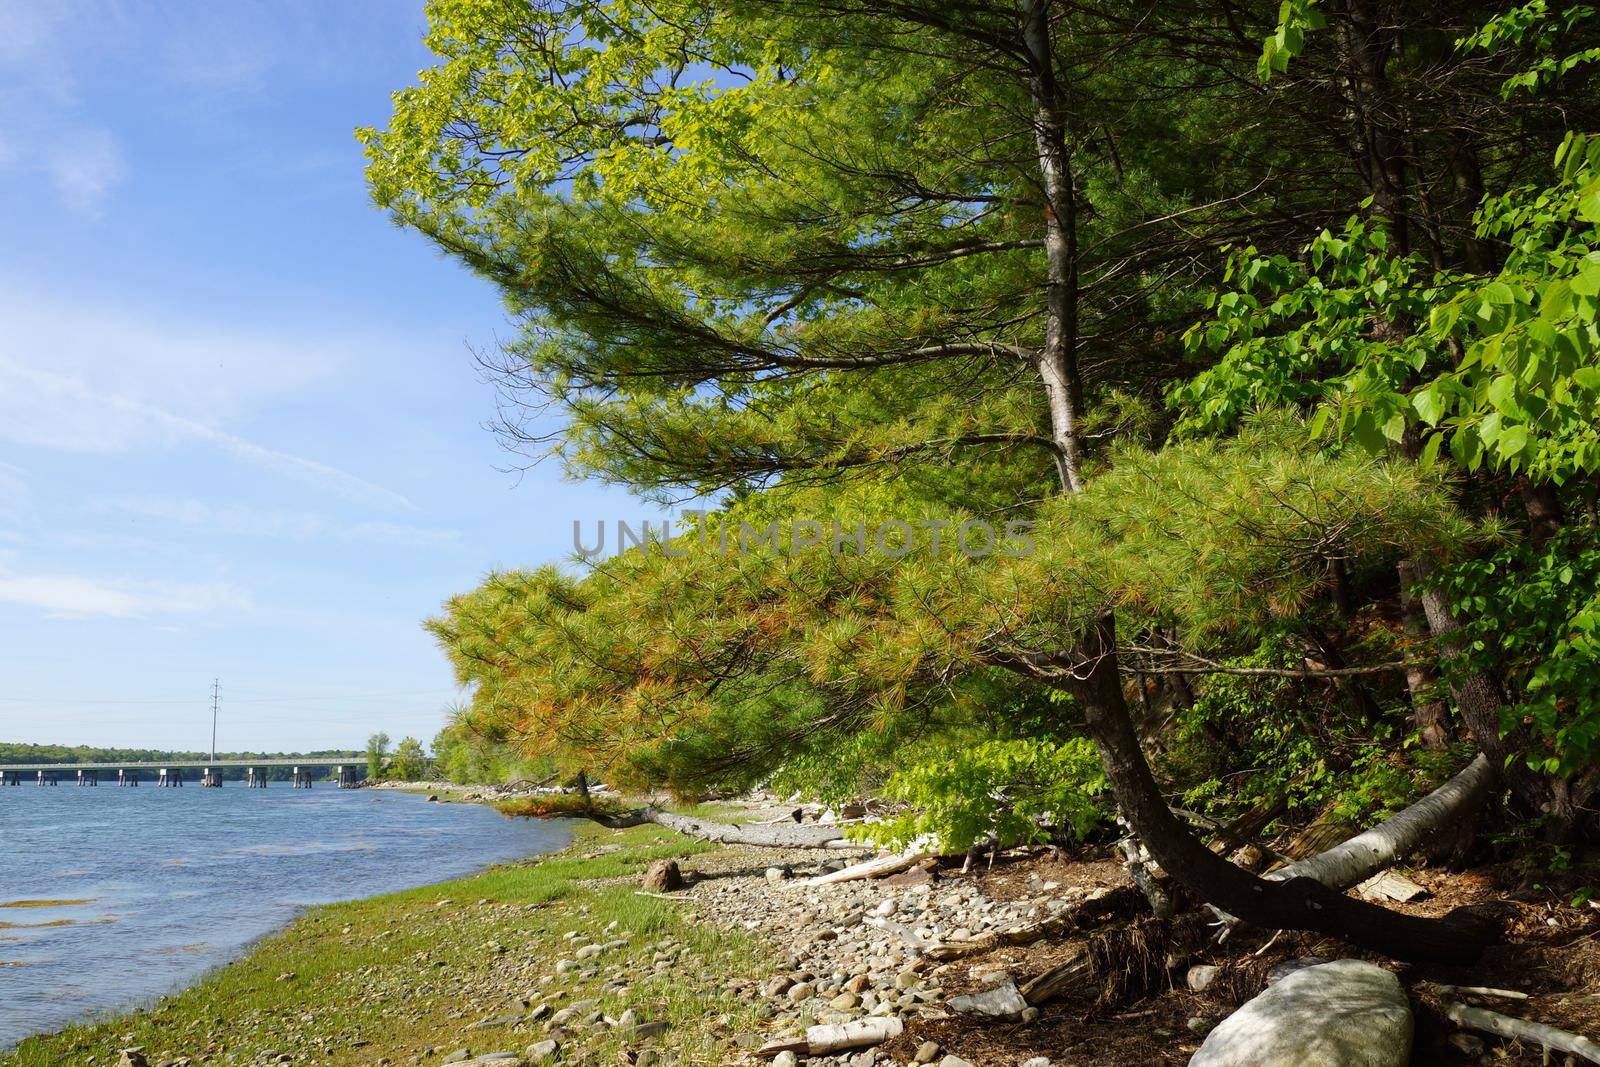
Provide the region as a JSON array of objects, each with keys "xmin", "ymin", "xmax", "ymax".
[
  {"xmin": 792, "ymin": 852, "xmax": 931, "ymax": 887},
  {"xmin": 1018, "ymin": 943, "xmax": 1095, "ymax": 1005},
  {"xmin": 603, "ymin": 807, "xmax": 858, "ymax": 849},
  {"xmin": 1213, "ymin": 753, "xmax": 1495, "ymax": 935},
  {"xmin": 1263, "ymin": 754, "xmax": 1493, "ymax": 891},
  {"xmin": 1430, "ymin": 983, "xmax": 1528, "ymax": 1000},
  {"xmin": 926, "ymin": 885, "xmax": 1137, "ymax": 961},
  {"xmin": 757, "ymin": 1018, "xmax": 903, "ymax": 1058},
  {"xmin": 1443, "ymin": 998, "xmax": 1600, "ymax": 1064}
]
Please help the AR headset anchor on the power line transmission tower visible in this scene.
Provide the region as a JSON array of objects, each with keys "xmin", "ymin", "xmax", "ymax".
[{"xmin": 210, "ymin": 679, "xmax": 221, "ymax": 763}]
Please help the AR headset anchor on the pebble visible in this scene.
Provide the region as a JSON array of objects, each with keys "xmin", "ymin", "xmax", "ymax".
[{"xmin": 526, "ymin": 1039, "xmax": 560, "ymax": 1064}]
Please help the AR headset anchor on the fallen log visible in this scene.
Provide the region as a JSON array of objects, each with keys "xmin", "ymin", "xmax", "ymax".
[
  {"xmin": 1212, "ymin": 753, "xmax": 1494, "ymax": 937},
  {"xmin": 791, "ymin": 851, "xmax": 931, "ymax": 887},
  {"xmin": 1259, "ymin": 754, "xmax": 1494, "ymax": 892},
  {"xmin": 1018, "ymin": 944, "xmax": 1095, "ymax": 1005},
  {"xmin": 1443, "ymin": 998, "xmax": 1600, "ymax": 1064},
  {"xmin": 600, "ymin": 807, "xmax": 860, "ymax": 849},
  {"xmin": 925, "ymin": 885, "xmax": 1138, "ymax": 961},
  {"xmin": 756, "ymin": 1017, "xmax": 903, "ymax": 1058}
]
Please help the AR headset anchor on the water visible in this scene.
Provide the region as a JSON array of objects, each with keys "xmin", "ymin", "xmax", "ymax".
[{"xmin": 0, "ymin": 784, "xmax": 570, "ymax": 1049}]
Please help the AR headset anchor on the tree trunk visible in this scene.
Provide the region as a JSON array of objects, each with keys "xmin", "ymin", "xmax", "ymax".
[
  {"xmin": 1520, "ymin": 478, "xmax": 1564, "ymax": 546},
  {"xmin": 1329, "ymin": 0, "xmax": 1411, "ymax": 255},
  {"xmin": 1411, "ymin": 560, "xmax": 1567, "ymax": 824},
  {"xmin": 1397, "ymin": 560, "xmax": 1451, "ymax": 749},
  {"xmin": 1055, "ymin": 610, "xmax": 1497, "ymax": 964},
  {"xmin": 1020, "ymin": 0, "xmax": 1086, "ymax": 493}
]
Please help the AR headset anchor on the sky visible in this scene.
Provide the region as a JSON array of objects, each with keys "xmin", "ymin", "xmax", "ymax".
[{"xmin": 0, "ymin": 0, "xmax": 661, "ymax": 752}]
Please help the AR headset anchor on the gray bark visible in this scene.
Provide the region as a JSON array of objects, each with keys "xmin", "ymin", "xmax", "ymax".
[
  {"xmin": 1259, "ymin": 754, "xmax": 1494, "ymax": 893},
  {"xmin": 1020, "ymin": 0, "xmax": 1086, "ymax": 492}
]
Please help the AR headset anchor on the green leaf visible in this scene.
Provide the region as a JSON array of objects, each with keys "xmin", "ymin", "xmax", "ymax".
[
  {"xmin": 1571, "ymin": 263, "xmax": 1600, "ymax": 297},
  {"xmin": 1418, "ymin": 432, "xmax": 1443, "ymax": 470},
  {"xmin": 1580, "ymin": 189, "xmax": 1600, "ymax": 225},
  {"xmin": 1412, "ymin": 386, "xmax": 1448, "ymax": 426}
]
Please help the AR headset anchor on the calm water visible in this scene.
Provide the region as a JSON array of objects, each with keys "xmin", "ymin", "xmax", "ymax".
[{"xmin": 0, "ymin": 784, "xmax": 570, "ymax": 1049}]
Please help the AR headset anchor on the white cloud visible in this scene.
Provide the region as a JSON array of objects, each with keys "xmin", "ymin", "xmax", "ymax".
[
  {"xmin": 0, "ymin": 569, "xmax": 247, "ymax": 618},
  {"xmin": 94, "ymin": 495, "xmax": 458, "ymax": 549},
  {"xmin": 0, "ymin": 358, "xmax": 416, "ymax": 511}
]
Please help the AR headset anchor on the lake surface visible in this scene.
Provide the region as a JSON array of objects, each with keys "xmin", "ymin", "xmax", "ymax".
[{"xmin": 0, "ymin": 784, "xmax": 570, "ymax": 1049}]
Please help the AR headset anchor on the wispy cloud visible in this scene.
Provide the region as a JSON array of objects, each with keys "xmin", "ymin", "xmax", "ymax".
[
  {"xmin": 0, "ymin": 358, "xmax": 416, "ymax": 511},
  {"xmin": 94, "ymin": 496, "xmax": 458, "ymax": 549},
  {"xmin": 0, "ymin": 569, "xmax": 247, "ymax": 619},
  {"xmin": 40, "ymin": 127, "xmax": 124, "ymax": 212}
]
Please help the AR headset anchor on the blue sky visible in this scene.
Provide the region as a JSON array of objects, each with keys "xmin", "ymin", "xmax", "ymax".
[{"xmin": 0, "ymin": 1, "xmax": 659, "ymax": 752}]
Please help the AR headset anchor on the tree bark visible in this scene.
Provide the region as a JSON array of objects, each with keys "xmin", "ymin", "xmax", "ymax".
[
  {"xmin": 1053, "ymin": 610, "xmax": 1497, "ymax": 964},
  {"xmin": 1520, "ymin": 478, "xmax": 1564, "ymax": 546},
  {"xmin": 1397, "ymin": 560, "xmax": 1451, "ymax": 749},
  {"xmin": 1257, "ymin": 753, "xmax": 1494, "ymax": 892},
  {"xmin": 1411, "ymin": 559, "xmax": 1568, "ymax": 824},
  {"xmin": 1020, "ymin": 0, "xmax": 1087, "ymax": 492}
]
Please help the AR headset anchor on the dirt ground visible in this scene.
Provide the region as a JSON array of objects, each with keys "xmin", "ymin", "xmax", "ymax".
[{"xmin": 876, "ymin": 848, "xmax": 1600, "ymax": 1067}]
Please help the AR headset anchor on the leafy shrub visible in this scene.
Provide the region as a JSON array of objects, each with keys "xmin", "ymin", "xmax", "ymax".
[
  {"xmin": 1436, "ymin": 518, "xmax": 1600, "ymax": 774},
  {"xmin": 854, "ymin": 737, "xmax": 1109, "ymax": 853},
  {"xmin": 1167, "ymin": 635, "xmax": 1455, "ymax": 832}
]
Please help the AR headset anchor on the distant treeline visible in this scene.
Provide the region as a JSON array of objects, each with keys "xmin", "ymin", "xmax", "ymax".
[{"xmin": 0, "ymin": 743, "xmax": 362, "ymax": 782}]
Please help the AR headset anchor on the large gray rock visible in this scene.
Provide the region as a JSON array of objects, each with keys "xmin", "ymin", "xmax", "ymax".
[
  {"xmin": 1188, "ymin": 960, "xmax": 1412, "ymax": 1067},
  {"xmin": 947, "ymin": 980, "xmax": 1027, "ymax": 1020}
]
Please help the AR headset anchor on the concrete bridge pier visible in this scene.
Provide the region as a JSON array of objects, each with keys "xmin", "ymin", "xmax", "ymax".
[
  {"xmin": 291, "ymin": 766, "xmax": 312, "ymax": 788},
  {"xmin": 158, "ymin": 768, "xmax": 184, "ymax": 787},
  {"xmin": 335, "ymin": 765, "xmax": 358, "ymax": 788},
  {"xmin": 245, "ymin": 767, "xmax": 267, "ymax": 788},
  {"xmin": 201, "ymin": 768, "xmax": 222, "ymax": 787},
  {"xmin": 118, "ymin": 769, "xmax": 140, "ymax": 786},
  {"xmin": 36, "ymin": 770, "xmax": 56, "ymax": 786},
  {"xmin": 76, "ymin": 769, "xmax": 97, "ymax": 786},
  {"xmin": 2, "ymin": 771, "xmax": 17, "ymax": 786}
]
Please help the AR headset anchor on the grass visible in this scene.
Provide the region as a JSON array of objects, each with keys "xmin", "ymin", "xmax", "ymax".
[{"xmin": 2, "ymin": 822, "xmax": 773, "ymax": 1067}]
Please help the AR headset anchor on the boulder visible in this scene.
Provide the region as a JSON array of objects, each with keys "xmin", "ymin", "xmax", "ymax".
[
  {"xmin": 117, "ymin": 1051, "xmax": 149, "ymax": 1067},
  {"xmin": 947, "ymin": 980, "xmax": 1027, "ymax": 1020},
  {"xmin": 525, "ymin": 1040, "xmax": 560, "ymax": 1065},
  {"xmin": 642, "ymin": 859, "xmax": 684, "ymax": 893},
  {"xmin": 1188, "ymin": 959, "xmax": 1412, "ymax": 1067}
]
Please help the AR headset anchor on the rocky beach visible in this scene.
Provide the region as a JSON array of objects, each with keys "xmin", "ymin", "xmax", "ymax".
[{"xmin": 7, "ymin": 791, "xmax": 1598, "ymax": 1067}]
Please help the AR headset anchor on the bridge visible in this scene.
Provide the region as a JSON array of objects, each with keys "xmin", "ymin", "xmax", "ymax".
[{"xmin": 0, "ymin": 757, "xmax": 366, "ymax": 789}]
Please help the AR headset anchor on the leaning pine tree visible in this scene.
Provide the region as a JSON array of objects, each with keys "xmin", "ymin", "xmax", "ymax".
[{"xmin": 362, "ymin": 0, "xmax": 1598, "ymax": 962}]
